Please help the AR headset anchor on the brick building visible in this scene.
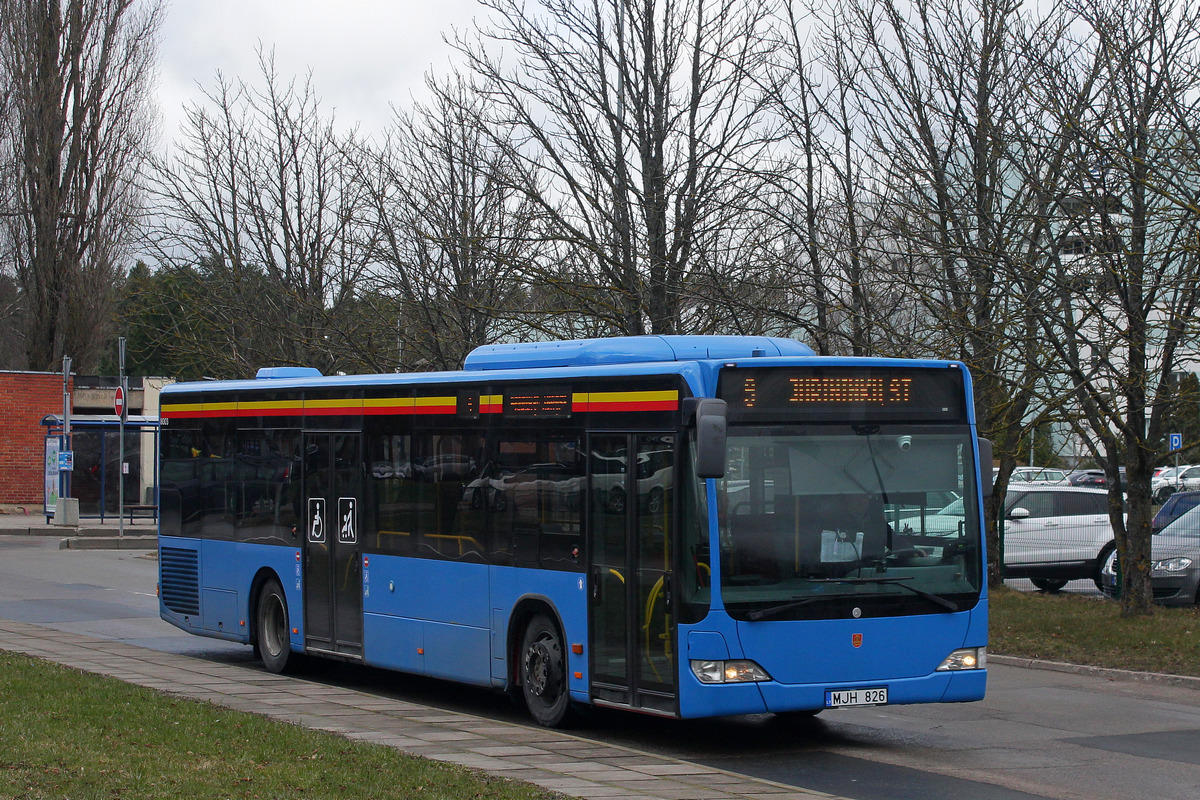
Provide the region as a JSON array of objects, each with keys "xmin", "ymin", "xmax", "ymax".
[
  {"xmin": 1, "ymin": 371, "xmax": 167, "ymax": 514},
  {"xmin": 0, "ymin": 371, "xmax": 69, "ymax": 507}
]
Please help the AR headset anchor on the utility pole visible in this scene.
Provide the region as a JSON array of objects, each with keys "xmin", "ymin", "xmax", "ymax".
[
  {"xmin": 60, "ymin": 355, "xmax": 72, "ymax": 521},
  {"xmin": 118, "ymin": 338, "xmax": 127, "ymax": 538}
]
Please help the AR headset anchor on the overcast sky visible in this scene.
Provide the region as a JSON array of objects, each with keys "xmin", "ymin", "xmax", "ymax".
[{"xmin": 156, "ymin": 0, "xmax": 482, "ymax": 143}]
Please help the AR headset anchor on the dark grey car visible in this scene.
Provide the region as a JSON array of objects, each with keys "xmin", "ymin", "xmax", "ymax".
[{"xmin": 1101, "ymin": 504, "xmax": 1200, "ymax": 605}]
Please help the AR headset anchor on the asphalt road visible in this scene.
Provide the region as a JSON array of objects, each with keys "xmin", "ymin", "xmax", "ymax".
[{"xmin": 3, "ymin": 533, "xmax": 1200, "ymax": 800}]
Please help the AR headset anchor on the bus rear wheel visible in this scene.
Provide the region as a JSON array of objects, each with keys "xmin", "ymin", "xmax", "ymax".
[
  {"xmin": 520, "ymin": 613, "xmax": 571, "ymax": 727},
  {"xmin": 256, "ymin": 578, "xmax": 293, "ymax": 674}
]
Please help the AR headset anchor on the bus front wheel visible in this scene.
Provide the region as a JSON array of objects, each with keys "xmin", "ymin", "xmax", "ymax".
[
  {"xmin": 256, "ymin": 578, "xmax": 293, "ymax": 674},
  {"xmin": 520, "ymin": 613, "xmax": 571, "ymax": 727}
]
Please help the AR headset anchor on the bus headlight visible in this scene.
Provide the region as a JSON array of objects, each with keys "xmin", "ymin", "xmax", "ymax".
[
  {"xmin": 936, "ymin": 647, "xmax": 986, "ymax": 671},
  {"xmin": 690, "ymin": 659, "xmax": 772, "ymax": 683}
]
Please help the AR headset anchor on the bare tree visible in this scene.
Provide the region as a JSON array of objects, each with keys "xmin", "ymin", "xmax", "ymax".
[
  {"xmin": 0, "ymin": 0, "xmax": 163, "ymax": 371},
  {"xmin": 146, "ymin": 52, "xmax": 383, "ymax": 376},
  {"xmin": 458, "ymin": 0, "xmax": 782, "ymax": 336},
  {"xmin": 743, "ymin": 3, "xmax": 894, "ymax": 356},
  {"xmin": 1028, "ymin": 0, "xmax": 1200, "ymax": 614},
  {"xmin": 362, "ymin": 74, "xmax": 543, "ymax": 371}
]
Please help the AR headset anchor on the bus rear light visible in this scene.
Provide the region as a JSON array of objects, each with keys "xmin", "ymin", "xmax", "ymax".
[
  {"xmin": 690, "ymin": 659, "xmax": 771, "ymax": 683},
  {"xmin": 937, "ymin": 647, "xmax": 985, "ymax": 671}
]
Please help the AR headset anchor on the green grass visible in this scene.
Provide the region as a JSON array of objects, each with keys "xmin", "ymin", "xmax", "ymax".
[
  {"xmin": 0, "ymin": 651, "xmax": 560, "ymax": 800},
  {"xmin": 990, "ymin": 587, "xmax": 1200, "ymax": 676}
]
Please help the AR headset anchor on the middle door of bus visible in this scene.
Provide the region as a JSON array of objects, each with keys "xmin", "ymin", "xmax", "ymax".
[
  {"xmin": 302, "ymin": 431, "xmax": 363, "ymax": 658},
  {"xmin": 588, "ymin": 433, "xmax": 677, "ymax": 715}
]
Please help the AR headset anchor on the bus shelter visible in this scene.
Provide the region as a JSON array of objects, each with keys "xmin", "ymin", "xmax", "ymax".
[{"xmin": 41, "ymin": 414, "xmax": 160, "ymax": 524}]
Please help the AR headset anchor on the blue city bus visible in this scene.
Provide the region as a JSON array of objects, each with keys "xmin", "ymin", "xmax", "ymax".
[{"xmin": 157, "ymin": 335, "xmax": 990, "ymax": 726}]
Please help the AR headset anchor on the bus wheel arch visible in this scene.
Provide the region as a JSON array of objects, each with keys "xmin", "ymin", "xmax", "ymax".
[
  {"xmin": 507, "ymin": 597, "xmax": 573, "ymax": 727},
  {"xmin": 251, "ymin": 570, "xmax": 294, "ymax": 673}
]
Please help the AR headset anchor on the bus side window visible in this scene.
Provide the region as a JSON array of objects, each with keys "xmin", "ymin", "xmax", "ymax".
[
  {"xmin": 492, "ymin": 437, "xmax": 583, "ymax": 571},
  {"xmin": 421, "ymin": 432, "xmax": 486, "ymax": 563},
  {"xmin": 366, "ymin": 431, "xmax": 415, "ymax": 556}
]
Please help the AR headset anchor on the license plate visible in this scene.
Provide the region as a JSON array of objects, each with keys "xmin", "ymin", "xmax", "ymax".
[{"xmin": 825, "ymin": 687, "xmax": 888, "ymax": 708}]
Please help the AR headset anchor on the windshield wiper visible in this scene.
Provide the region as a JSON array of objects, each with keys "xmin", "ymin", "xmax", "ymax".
[
  {"xmin": 746, "ymin": 592, "xmax": 864, "ymax": 621},
  {"xmin": 820, "ymin": 576, "xmax": 959, "ymax": 612},
  {"xmin": 743, "ymin": 577, "xmax": 958, "ymax": 620}
]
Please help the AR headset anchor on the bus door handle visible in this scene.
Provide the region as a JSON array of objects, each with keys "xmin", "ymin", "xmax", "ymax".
[{"xmin": 592, "ymin": 567, "xmax": 624, "ymax": 602}]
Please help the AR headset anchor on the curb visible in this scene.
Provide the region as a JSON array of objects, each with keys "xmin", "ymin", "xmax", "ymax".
[
  {"xmin": 4, "ymin": 526, "xmax": 157, "ymax": 539},
  {"xmin": 989, "ymin": 653, "xmax": 1200, "ymax": 689},
  {"xmin": 59, "ymin": 536, "xmax": 157, "ymax": 551}
]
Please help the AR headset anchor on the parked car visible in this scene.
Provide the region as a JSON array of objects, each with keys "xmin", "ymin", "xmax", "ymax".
[
  {"xmin": 899, "ymin": 483, "xmax": 1115, "ymax": 593},
  {"xmin": 1100, "ymin": 503, "xmax": 1200, "ymax": 605},
  {"xmin": 1153, "ymin": 490, "xmax": 1200, "ymax": 532},
  {"xmin": 1171, "ymin": 465, "xmax": 1200, "ymax": 493},
  {"xmin": 1008, "ymin": 467, "xmax": 1068, "ymax": 484},
  {"xmin": 1152, "ymin": 466, "xmax": 1188, "ymax": 502},
  {"xmin": 1067, "ymin": 468, "xmax": 1127, "ymax": 490}
]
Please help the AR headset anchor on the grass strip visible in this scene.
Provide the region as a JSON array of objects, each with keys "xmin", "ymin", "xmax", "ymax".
[
  {"xmin": 0, "ymin": 651, "xmax": 561, "ymax": 800},
  {"xmin": 990, "ymin": 587, "xmax": 1200, "ymax": 676}
]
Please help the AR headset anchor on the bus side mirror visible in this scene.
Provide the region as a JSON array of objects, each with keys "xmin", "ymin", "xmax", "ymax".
[
  {"xmin": 978, "ymin": 438, "xmax": 993, "ymax": 498},
  {"xmin": 686, "ymin": 398, "xmax": 727, "ymax": 479}
]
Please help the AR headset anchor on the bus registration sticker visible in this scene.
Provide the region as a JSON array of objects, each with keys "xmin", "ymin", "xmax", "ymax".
[{"xmin": 825, "ymin": 687, "xmax": 888, "ymax": 708}]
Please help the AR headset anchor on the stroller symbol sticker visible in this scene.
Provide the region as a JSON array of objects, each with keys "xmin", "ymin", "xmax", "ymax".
[{"xmin": 338, "ymin": 498, "xmax": 358, "ymax": 544}]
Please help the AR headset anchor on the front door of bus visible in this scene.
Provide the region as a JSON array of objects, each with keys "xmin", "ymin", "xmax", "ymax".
[
  {"xmin": 588, "ymin": 433, "xmax": 676, "ymax": 714},
  {"xmin": 302, "ymin": 431, "xmax": 363, "ymax": 658}
]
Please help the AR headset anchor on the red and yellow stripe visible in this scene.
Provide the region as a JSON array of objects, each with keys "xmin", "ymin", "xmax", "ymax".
[
  {"xmin": 480, "ymin": 394, "xmax": 503, "ymax": 414},
  {"xmin": 572, "ymin": 390, "xmax": 679, "ymax": 413},
  {"xmin": 162, "ymin": 389, "xmax": 679, "ymax": 419},
  {"xmin": 162, "ymin": 396, "xmax": 456, "ymax": 419}
]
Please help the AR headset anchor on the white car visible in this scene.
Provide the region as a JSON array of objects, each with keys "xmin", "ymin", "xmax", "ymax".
[
  {"xmin": 1172, "ymin": 465, "xmax": 1200, "ymax": 494},
  {"xmin": 1008, "ymin": 467, "xmax": 1068, "ymax": 484},
  {"xmin": 899, "ymin": 483, "xmax": 1115, "ymax": 592},
  {"xmin": 1152, "ymin": 465, "xmax": 1194, "ymax": 502}
]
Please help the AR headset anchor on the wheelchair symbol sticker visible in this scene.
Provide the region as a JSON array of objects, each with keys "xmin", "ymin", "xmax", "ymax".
[{"xmin": 308, "ymin": 498, "xmax": 326, "ymax": 543}]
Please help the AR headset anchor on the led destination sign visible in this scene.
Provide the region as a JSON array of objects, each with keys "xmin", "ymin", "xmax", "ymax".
[
  {"xmin": 719, "ymin": 367, "xmax": 967, "ymax": 422},
  {"xmin": 738, "ymin": 375, "xmax": 914, "ymax": 407}
]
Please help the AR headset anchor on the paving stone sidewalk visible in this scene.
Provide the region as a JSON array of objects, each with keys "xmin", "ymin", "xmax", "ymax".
[{"xmin": 0, "ymin": 618, "xmax": 841, "ymax": 800}]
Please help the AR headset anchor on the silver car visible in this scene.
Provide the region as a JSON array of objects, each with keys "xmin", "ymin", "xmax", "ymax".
[
  {"xmin": 1008, "ymin": 467, "xmax": 1069, "ymax": 484},
  {"xmin": 1153, "ymin": 465, "xmax": 1196, "ymax": 503},
  {"xmin": 900, "ymin": 483, "xmax": 1115, "ymax": 592},
  {"xmin": 1100, "ymin": 504, "xmax": 1200, "ymax": 605}
]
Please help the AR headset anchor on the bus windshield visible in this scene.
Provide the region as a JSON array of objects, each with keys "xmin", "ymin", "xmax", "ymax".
[{"xmin": 716, "ymin": 424, "xmax": 982, "ymax": 620}]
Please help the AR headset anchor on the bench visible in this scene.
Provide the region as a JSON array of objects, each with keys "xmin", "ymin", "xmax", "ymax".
[{"xmin": 124, "ymin": 504, "xmax": 158, "ymax": 523}]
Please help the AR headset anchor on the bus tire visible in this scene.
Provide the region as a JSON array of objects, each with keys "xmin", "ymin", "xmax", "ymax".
[
  {"xmin": 520, "ymin": 613, "xmax": 571, "ymax": 727},
  {"xmin": 256, "ymin": 578, "xmax": 293, "ymax": 674}
]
